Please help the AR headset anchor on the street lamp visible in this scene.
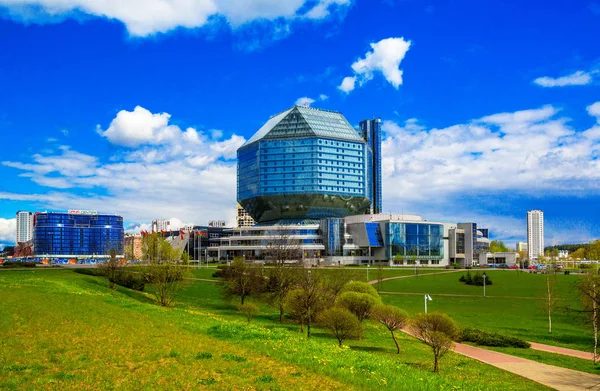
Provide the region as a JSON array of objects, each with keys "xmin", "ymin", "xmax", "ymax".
[
  {"xmin": 424, "ymin": 294, "xmax": 432, "ymax": 313},
  {"xmin": 367, "ymin": 264, "xmax": 370, "ymax": 281},
  {"xmin": 483, "ymin": 274, "xmax": 487, "ymax": 297}
]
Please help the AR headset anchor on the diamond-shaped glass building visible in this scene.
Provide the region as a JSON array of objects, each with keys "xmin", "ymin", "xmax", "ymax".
[{"xmin": 237, "ymin": 106, "xmax": 372, "ymax": 223}]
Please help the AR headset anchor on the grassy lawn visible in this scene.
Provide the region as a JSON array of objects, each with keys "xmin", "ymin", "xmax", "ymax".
[
  {"xmin": 0, "ymin": 269, "xmax": 549, "ymax": 390},
  {"xmin": 378, "ymin": 270, "xmax": 592, "ymax": 352}
]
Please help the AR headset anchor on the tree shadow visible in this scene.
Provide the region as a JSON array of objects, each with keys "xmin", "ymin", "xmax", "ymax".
[{"xmin": 349, "ymin": 345, "xmax": 388, "ymax": 353}]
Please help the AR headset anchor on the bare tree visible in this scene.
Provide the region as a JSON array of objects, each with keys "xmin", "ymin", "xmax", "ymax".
[
  {"xmin": 412, "ymin": 312, "xmax": 460, "ymax": 373},
  {"xmin": 285, "ymin": 270, "xmax": 331, "ymax": 338},
  {"xmin": 575, "ymin": 270, "xmax": 600, "ymax": 363},
  {"xmin": 223, "ymin": 258, "xmax": 265, "ymax": 304},
  {"xmin": 264, "ymin": 230, "xmax": 302, "ymax": 322},
  {"xmin": 97, "ymin": 248, "xmax": 123, "ymax": 290},
  {"xmin": 322, "ymin": 268, "xmax": 362, "ymax": 300},
  {"xmin": 371, "ymin": 304, "xmax": 410, "ymax": 353},
  {"xmin": 543, "ymin": 267, "xmax": 558, "ymax": 334},
  {"xmin": 318, "ymin": 307, "xmax": 363, "ymax": 347}
]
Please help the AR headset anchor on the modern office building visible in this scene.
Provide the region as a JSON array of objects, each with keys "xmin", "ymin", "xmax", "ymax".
[
  {"xmin": 359, "ymin": 118, "xmax": 382, "ymax": 214},
  {"xmin": 237, "ymin": 105, "xmax": 372, "ymax": 223},
  {"xmin": 16, "ymin": 211, "xmax": 34, "ymax": 243},
  {"xmin": 236, "ymin": 204, "xmax": 256, "ymax": 228},
  {"xmin": 527, "ymin": 210, "xmax": 544, "ymax": 260},
  {"xmin": 33, "ymin": 210, "xmax": 124, "ymax": 259},
  {"xmin": 448, "ymin": 223, "xmax": 490, "ymax": 267},
  {"xmin": 152, "ymin": 219, "xmax": 171, "ymax": 233}
]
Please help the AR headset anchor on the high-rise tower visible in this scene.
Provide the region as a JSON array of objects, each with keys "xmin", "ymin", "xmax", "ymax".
[
  {"xmin": 527, "ymin": 210, "xmax": 544, "ymax": 260},
  {"xmin": 16, "ymin": 211, "xmax": 34, "ymax": 243},
  {"xmin": 359, "ymin": 118, "xmax": 382, "ymax": 214}
]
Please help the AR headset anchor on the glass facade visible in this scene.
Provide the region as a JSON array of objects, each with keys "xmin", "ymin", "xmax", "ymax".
[
  {"xmin": 387, "ymin": 223, "xmax": 444, "ymax": 259},
  {"xmin": 33, "ymin": 213, "xmax": 124, "ymax": 256},
  {"xmin": 320, "ymin": 218, "xmax": 345, "ymax": 256},
  {"xmin": 360, "ymin": 119, "xmax": 382, "ymax": 214},
  {"xmin": 238, "ymin": 106, "xmax": 372, "ymax": 223}
]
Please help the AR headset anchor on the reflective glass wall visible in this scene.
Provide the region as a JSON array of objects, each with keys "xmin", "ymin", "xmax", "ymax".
[
  {"xmin": 387, "ymin": 223, "xmax": 444, "ymax": 259},
  {"xmin": 320, "ymin": 218, "xmax": 345, "ymax": 256},
  {"xmin": 34, "ymin": 213, "xmax": 124, "ymax": 256}
]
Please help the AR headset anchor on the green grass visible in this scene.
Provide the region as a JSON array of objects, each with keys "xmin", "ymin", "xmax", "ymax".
[
  {"xmin": 379, "ymin": 270, "xmax": 592, "ymax": 352},
  {"xmin": 0, "ymin": 269, "xmax": 548, "ymax": 390}
]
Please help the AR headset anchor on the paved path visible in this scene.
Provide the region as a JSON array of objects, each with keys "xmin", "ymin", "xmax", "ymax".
[
  {"xmin": 529, "ymin": 342, "xmax": 595, "ymax": 361},
  {"xmin": 378, "ymin": 291, "xmax": 545, "ymax": 300},
  {"xmin": 453, "ymin": 342, "xmax": 600, "ymax": 391},
  {"xmin": 367, "ymin": 269, "xmax": 462, "ymax": 285}
]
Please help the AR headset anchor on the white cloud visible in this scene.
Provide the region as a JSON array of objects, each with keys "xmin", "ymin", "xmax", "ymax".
[
  {"xmin": 0, "ymin": 0, "xmax": 351, "ymax": 36},
  {"xmin": 338, "ymin": 76, "xmax": 356, "ymax": 93},
  {"xmin": 339, "ymin": 37, "xmax": 411, "ymax": 93},
  {"xmin": 319, "ymin": 94, "xmax": 328, "ymax": 101},
  {"xmin": 533, "ymin": 70, "xmax": 593, "ymax": 87},
  {"xmin": 295, "ymin": 97, "xmax": 316, "ymax": 106},
  {"xmin": 1, "ymin": 106, "xmax": 245, "ymax": 228},
  {"xmin": 0, "ymin": 218, "xmax": 16, "ymax": 246},
  {"xmin": 588, "ymin": 101, "xmax": 600, "ymax": 121}
]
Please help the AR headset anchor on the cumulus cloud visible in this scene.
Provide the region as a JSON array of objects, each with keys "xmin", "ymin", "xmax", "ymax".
[
  {"xmin": 533, "ymin": 70, "xmax": 593, "ymax": 87},
  {"xmin": 0, "ymin": 0, "xmax": 352, "ymax": 37},
  {"xmin": 339, "ymin": 37, "xmax": 411, "ymax": 93},
  {"xmin": 295, "ymin": 97, "xmax": 316, "ymax": 106},
  {"xmin": 319, "ymin": 94, "xmax": 329, "ymax": 101},
  {"xmin": 588, "ymin": 101, "xmax": 600, "ymax": 121},
  {"xmin": 1, "ymin": 106, "xmax": 245, "ymax": 227},
  {"xmin": 0, "ymin": 218, "xmax": 16, "ymax": 246}
]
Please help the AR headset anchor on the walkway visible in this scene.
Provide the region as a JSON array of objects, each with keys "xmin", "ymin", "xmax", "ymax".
[
  {"xmin": 528, "ymin": 342, "xmax": 595, "ymax": 361},
  {"xmin": 453, "ymin": 342, "xmax": 600, "ymax": 391},
  {"xmin": 367, "ymin": 269, "xmax": 462, "ymax": 285}
]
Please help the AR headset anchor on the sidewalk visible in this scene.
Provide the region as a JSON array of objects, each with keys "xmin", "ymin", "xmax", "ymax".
[
  {"xmin": 529, "ymin": 342, "xmax": 595, "ymax": 361},
  {"xmin": 368, "ymin": 269, "xmax": 461, "ymax": 285},
  {"xmin": 454, "ymin": 342, "xmax": 600, "ymax": 391}
]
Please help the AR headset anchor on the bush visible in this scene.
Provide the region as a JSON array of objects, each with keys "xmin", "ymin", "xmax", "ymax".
[
  {"xmin": 336, "ymin": 291, "xmax": 380, "ymax": 322},
  {"xmin": 459, "ymin": 328, "xmax": 530, "ymax": 348},
  {"xmin": 459, "ymin": 272, "xmax": 492, "ymax": 286},
  {"xmin": 412, "ymin": 312, "xmax": 460, "ymax": 373},
  {"xmin": 1, "ymin": 261, "xmax": 36, "ymax": 268},
  {"xmin": 114, "ymin": 272, "xmax": 145, "ymax": 291},
  {"xmin": 74, "ymin": 268, "xmax": 104, "ymax": 277},
  {"xmin": 238, "ymin": 302, "xmax": 260, "ymax": 323},
  {"xmin": 318, "ymin": 307, "xmax": 363, "ymax": 347},
  {"xmin": 340, "ymin": 281, "xmax": 380, "ymax": 298}
]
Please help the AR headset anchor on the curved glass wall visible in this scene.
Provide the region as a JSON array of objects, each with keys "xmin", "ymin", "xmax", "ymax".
[
  {"xmin": 34, "ymin": 213, "xmax": 124, "ymax": 256},
  {"xmin": 320, "ymin": 218, "xmax": 345, "ymax": 256},
  {"xmin": 387, "ymin": 223, "xmax": 443, "ymax": 259}
]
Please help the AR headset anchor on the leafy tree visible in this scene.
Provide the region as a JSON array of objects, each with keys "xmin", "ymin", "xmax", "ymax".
[
  {"xmin": 321, "ymin": 268, "xmax": 362, "ymax": 300},
  {"xmin": 371, "ymin": 304, "xmax": 410, "ymax": 353},
  {"xmin": 222, "ymin": 258, "xmax": 265, "ymax": 304},
  {"xmin": 412, "ymin": 312, "xmax": 460, "ymax": 373},
  {"xmin": 263, "ymin": 231, "xmax": 302, "ymax": 322},
  {"xmin": 285, "ymin": 270, "xmax": 331, "ymax": 338},
  {"xmin": 571, "ymin": 247, "xmax": 587, "ymax": 260},
  {"xmin": 142, "ymin": 259, "xmax": 188, "ymax": 306},
  {"xmin": 97, "ymin": 248, "xmax": 123, "ymax": 290},
  {"xmin": 575, "ymin": 270, "xmax": 600, "ymax": 363},
  {"xmin": 318, "ymin": 307, "xmax": 363, "ymax": 347},
  {"xmin": 238, "ymin": 302, "xmax": 259, "ymax": 323},
  {"xmin": 489, "ymin": 240, "xmax": 509, "ymax": 253},
  {"xmin": 181, "ymin": 251, "xmax": 190, "ymax": 264},
  {"xmin": 340, "ymin": 281, "xmax": 380, "ymax": 298},
  {"xmin": 336, "ymin": 291, "xmax": 381, "ymax": 322}
]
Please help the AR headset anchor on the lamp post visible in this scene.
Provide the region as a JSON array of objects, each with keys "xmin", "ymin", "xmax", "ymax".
[
  {"xmin": 367, "ymin": 264, "xmax": 370, "ymax": 282},
  {"xmin": 483, "ymin": 274, "xmax": 487, "ymax": 297},
  {"xmin": 425, "ymin": 294, "xmax": 432, "ymax": 313}
]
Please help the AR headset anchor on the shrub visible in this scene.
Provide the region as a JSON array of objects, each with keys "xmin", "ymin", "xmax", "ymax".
[
  {"xmin": 238, "ymin": 302, "xmax": 260, "ymax": 323},
  {"xmin": 340, "ymin": 281, "xmax": 380, "ymax": 299},
  {"xmin": 459, "ymin": 328, "xmax": 530, "ymax": 348},
  {"xmin": 336, "ymin": 291, "xmax": 380, "ymax": 322},
  {"xmin": 2, "ymin": 261, "xmax": 36, "ymax": 268},
  {"xmin": 459, "ymin": 272, "xmax": 492, "ymax": 286},
  {"xmin": 317, "ymin": 307, "xmax": 363, "ymax": 347},
  {"xmin": 412, "ymin": 312, "xmax": 460, "ymax": 373},
  {"xmin": 74, "ymin": 268, "xmax": 104, "ymax": 277},
  {"xmin": 113, "ymin": 272, "xmax": 145, "ymax": 291}
]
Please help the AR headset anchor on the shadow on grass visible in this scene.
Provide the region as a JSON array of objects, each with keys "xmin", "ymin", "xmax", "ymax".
[{"xmin": 349, "ymin": 345, "xmax": 388, "ymax": 353}]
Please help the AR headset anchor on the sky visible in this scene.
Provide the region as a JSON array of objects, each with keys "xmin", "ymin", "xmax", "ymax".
[{"xmin": 0, "ymin": 0, "xmax": 599, "ymax": 249}]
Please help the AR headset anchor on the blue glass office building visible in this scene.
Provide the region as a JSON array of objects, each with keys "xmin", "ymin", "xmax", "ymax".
[
  {"xmin": 387, "ymin": 222, "xmax": 444, "ymax": 260},
  {"xmin": 238, "ymin": 106, "xmax": 372, "ymax": 223},
  {"xmin": 33, "ymin": 212, "xmax": 124, "ymax": 257},
  {"xmin": 359, "ymin": 118, "xmax": 382, "ymax": 214}
]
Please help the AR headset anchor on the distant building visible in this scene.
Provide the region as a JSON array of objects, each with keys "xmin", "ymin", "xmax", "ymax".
[
  {"xmin": 152, "ymin": 219, "xmax": 171, "ymax": 233},
  {"xmin": 448, "ymin": 223, "xmax": 490, "ymax": 267},
  {"xmin": 558, "ymin": 250, "xmax": 569, "ymax": 259},
  {"xmin": 478, "ymin": 252, "xmax": 518, "ymax": 266},
  {"xmin": 209, "ymin": 221, "xmax": 226, "ymax": 228},
  {"xmin": 359, "ymin": 118, "xmax": 382, "ymax": 214},
  {"xmin": 236, "ymin": 204, "xmax": 255, "ymax": 228},
  {"xmin": 16, "ymin": 211, "xmax": 34, "ymax": 243},
  {"xmin": 33, "ymin": 210, "xmax": 124, "ymax": 259},
  {"xmin": 124, "ymin": 234, "xmax": 143, "ymax": 260},
  {"xmin": 527, "ymin": 210, "xmax": 544, "ymax": 260},
  {"xmin": 516, "ymin": 241, "xmax": 528, "ymax": 253}
]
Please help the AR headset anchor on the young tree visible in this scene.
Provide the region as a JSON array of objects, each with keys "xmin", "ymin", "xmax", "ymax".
[
  {"xmin": 318, "ymin": 307, "xmax": 363, "ymax": 347},
  {"xmin": 543, "ymin": 267, "xmax": 558, "ymax": 333},
  {"xmin": 575, "ymin": 270, "xmax": 600, "ymax": 363},
  {"xmin": 181, "ymin": 251, "xmax": 190, "ymax": 265},
  {"xmin": 223, "ymin": 258, "xmax": 265, "ymax": 304},
  {"xmin": 97, "ymin": 248, "xmax": 123, "ymax": 290},
  {"xmin": 336, "ymin": 291, "xmax": 381, "ymax": 322},
  {"xmin": 322, "ymin": 268, "xmax": 362, "ymax": 300},
  {"xmin": 412, "ymin": 312, "xmax": 460, "ymax": 373},
  {"xmin": 238, "ymin": 302, "xmax": 259, "ymax": 323},
  {"xmin": 285, "ymin": 270, "xmax": 331, "ymax": 338},
  {"xmin": 371, "ymin": 304, "xmax": 410, "ymax": 353},
  {"xmin": 377, "ymin": 264, "xmax": 384, "ymax": 292},
  {"xmin": 264, "ymin": 231, "xmax": 302, "ymax": 322},
  {"xmin": 284, "ymin": 288, "xmax": 308, "ymax": 332}
]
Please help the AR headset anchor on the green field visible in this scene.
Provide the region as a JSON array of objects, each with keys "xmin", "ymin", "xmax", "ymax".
[
  {"xmin": 0, "ymin": 269, "xmax": 549, "ymax": 390},
  {"xmin": 379, "ymin": 270, "xmax": 592, "ymax": 351}
]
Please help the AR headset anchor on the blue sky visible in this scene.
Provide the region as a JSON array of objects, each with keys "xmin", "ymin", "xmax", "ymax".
[{"xmin": 0, "ymin": 0, "xmax": 599, "ymax": 249}]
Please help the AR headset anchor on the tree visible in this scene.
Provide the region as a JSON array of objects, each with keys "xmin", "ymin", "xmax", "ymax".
[
  {"xmin": 285, "ymin": 270, "xmax": 331, "ymax": 338},
  {"xmin": 321, "ymin": 268, "xmax": 362, "ymax": 300},
  {"xmin": 543, "ymin": 270, "xmax": 558, "ymax": 334},
  {"xmin": 336, "ymin": 291, "xmax": 381, "ymax": 322},
  {"xmin": 371, "ymin": 304, "xmax": 410, "ymax": 353},
  {"xmin": 575, "ymin": 270, "xmax": 600, "ymax": 363},
  {"xmin": 222, "ymin": 258, "xmax": 265, "ymax": 304},
  {"xmin": 238, "ymin": 302, "xmax": 259, "ymax": 323},
  {"xmin": 264, "ymin": 231, "xmax": 302, "ymax": 322},
  {"xmin": 571, "ymin": 247, "xmax": 586, "ymax": 260},
  {"xmin": 377, "ymin": 264, "xmax": 384, "ymax": 292},
  {"xmin": 181, "ymin": 251, "xmax": 190, "ymax": 264},
  {"xmin": 412, "ymin": 312, "xmax": 460, "ymax": 373},
  {"xmin": 490, "ymin": 240, "xmax": 509, "ymax": 253},
  {"xmin": 284, "ymin": 288, "xmax": 308, "ymax": 332},
  {"xmin": 340, "ymin": 281, "xmax": 380, "ymax": 298},
  {"xmin": 97, "ymin": 248, "xmax": 123, "ymax": 290},
  {"xmin": 318, "ymin": 307, "xmax": 363, "ymax": 347}
]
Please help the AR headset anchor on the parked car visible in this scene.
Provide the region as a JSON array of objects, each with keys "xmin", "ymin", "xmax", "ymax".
[{"xmin": 508, "ymin": 265, "xmax": 519, "ymax": 269}]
